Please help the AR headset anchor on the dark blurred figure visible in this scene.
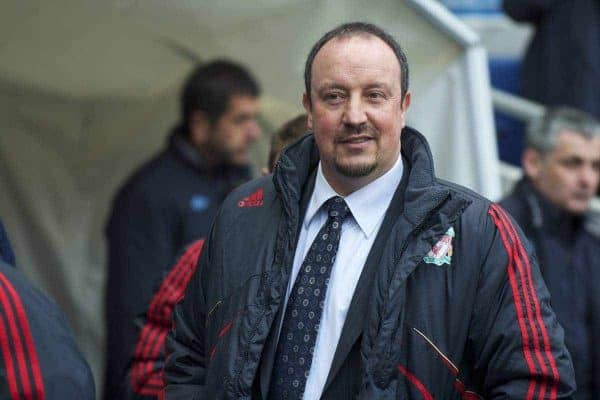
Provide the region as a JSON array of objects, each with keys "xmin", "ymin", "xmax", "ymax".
[
  {"xmin": 115, "ymin": 114, "xmax": 305, "ymax": 400},
  {"xmin": 501, "ymin": 107, "xmax": 600, "ymax": 399},
  {"xmin": 0, "ymin": 259, "xmax": 95, "ymax": 399},
  {"xmin": 503, "ymin": 0, "xmax": 600, "ymax": 119},
  {"xmin": 104, "ymin": 60, "xmax": 261, "ymax": 400},
  {"xmin": 266, "ymin": 114, "xmax": 308, "ymax": 173},
  {"xmin": 0, "ymin": 219, "xmax": 15, "ymax": 267}
]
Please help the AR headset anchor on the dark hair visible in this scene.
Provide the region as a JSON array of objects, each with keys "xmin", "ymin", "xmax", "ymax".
[
  {"xmin": 180, "ymin": 60, "xmax": 260, "ymax": 135},
  {"xmin": 269, "ymin": 114, "xmax": 308, "ymax": 171},
  {"xmin": 304, "ymin": 22, "xmax": 409, "ymax": 104}
]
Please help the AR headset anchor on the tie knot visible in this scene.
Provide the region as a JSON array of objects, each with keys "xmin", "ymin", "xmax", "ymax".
[{"xmin": 324, "ymin": 196, "xmax": 350, "ymax": 220}]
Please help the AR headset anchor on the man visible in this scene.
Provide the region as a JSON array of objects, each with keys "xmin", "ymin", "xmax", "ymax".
[
  {"xmin": 501, "ymin": 107, "xmax": 600, "ymax": 399},
  {"xmin": 502, "ymin": 0, "xmax": 599, "ymax": 119},
  {"xmin": 165, "ymin": 23, "xmax": 575, "ymax": 399},
  {"xmin": 104, "ymin": 60, "xmax": 261, "ymax": 399},
  {"xmin": 0, "ymin": 258, "xmax": 95, "ymax": 399},
  {"xmin": 117, "ymin": 115, "xmax": 308, "ymax": 400}
]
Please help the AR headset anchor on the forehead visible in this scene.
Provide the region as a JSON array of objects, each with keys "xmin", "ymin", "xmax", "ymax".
[
  {"xmin": 551, "ymin": 129, "xmax": 600, "ymax": 159},
  {"xmin": 311, "ymin": 34, "xmax": 401, "ymax": 89},
  {"xmin": 225, "ymin": 94, "xmax": 260, "ymax": 114}
]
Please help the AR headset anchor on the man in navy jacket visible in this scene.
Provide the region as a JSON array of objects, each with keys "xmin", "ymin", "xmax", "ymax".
[
  {"xmin": 501, "ymin": 107, "xmax": 600, "ymax": 399},
  {"xmin": 104, "ymin": 60, "xmax": 261, "ymax": 399}
]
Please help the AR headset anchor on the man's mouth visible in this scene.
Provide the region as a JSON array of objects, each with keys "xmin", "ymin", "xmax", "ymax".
[{"xmin": 338, "ymin": 135, "xmax": 374, "ymax": 144}]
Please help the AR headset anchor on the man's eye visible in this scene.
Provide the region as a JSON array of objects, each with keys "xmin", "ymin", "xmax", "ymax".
[
  {"xmin": 324, "ymin": 93, "xmax": 343, "ymax": 102},
  {"xmin": 367, "ymin": 92, "xmax": 385, "ymax": 101},
  {"xmin": 560, "ymin": 158, "xmax": 582, "ymax": 169}
]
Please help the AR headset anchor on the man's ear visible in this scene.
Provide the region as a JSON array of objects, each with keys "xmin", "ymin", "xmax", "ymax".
[
  {"xmin": 189, "ymin": 110, "xmax": 210, "ymax": 147},
  {"xmin": 522, "ymin": 148, "xmax": 542, "ymax": 180},
  {"xmin": 302, "ymin": 93, "xmax": 313, "ymax": 130},
  {"xmin": 401, "ymin": 91, "xmax": 411, "ymax": 112}
]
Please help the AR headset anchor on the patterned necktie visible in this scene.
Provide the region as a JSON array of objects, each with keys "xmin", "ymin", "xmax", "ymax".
[{"xmin": 269, "ymin": 196, "xmax": 351, "ymax": 400}]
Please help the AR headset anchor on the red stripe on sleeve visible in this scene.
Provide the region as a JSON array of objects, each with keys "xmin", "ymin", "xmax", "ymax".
[
  {"xmin": 131, "ymin": 239, "xmax": 204, "ymax": 395},
  {"xmin": 489, "ymin": 205, "xmax": 539, "ymax": 399},
  {"xmin": 495, "ymin": 206, "xmax": 560, "ymax": 399},
  {"xmin": 0, "ymin": 272, "xmax": 45, "ymax": 400},
  {"xmin": 135, "ymin": 239, "xmax": 203, "ymax": 390},
  {"xmin": 397, "ymin": 364, "xmax": 434, "ymax": 400},
  {"xmin": 0, "ymin": 302, "xmax": 20, "ymax": 399}
]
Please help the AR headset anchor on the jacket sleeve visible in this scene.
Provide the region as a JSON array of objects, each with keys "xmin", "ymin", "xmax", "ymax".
[
  {"xmin": 0, "ymin": 261, "xmax": 96, "ymax": 400},
  {"xmin": 163, "ymin": 231, "xmax": 214, "ymax": 399},
  {"xmin": 468, "ymin": 204, "xmax": 575, "ymax": 399},
  {"xmin": 588, "ymin": 266, "xmax": 600, "ymax": 396},
  {"xmin": 117, "ymin": 240, "xmax": 204, "ymax": 400},
  {"xmin": 104, "ymin": 185, "xmax": 177, "ymax": 399},
  {"xmin": 502, "ymin": 0, "xmax": 564, "ymax": 23}
]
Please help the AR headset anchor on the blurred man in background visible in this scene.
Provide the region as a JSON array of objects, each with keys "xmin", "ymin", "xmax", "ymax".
[
  {"xmin": 503, "ymin": 0, "xmax": 599, "ymax": 119},
  {"xmin": 118, "ymin": 114, "xmax": 305, "ymax": 400},
  {"xmin": 501, "ymin": 107, "xmax": 600, "ymax": 399},
  {"xmin": 267, "ymin": 114, "xmax": 308, "ymax": 172},
  {"xmin": 104, "ymin": 60, "xmax": 261, "ymax": 400}
]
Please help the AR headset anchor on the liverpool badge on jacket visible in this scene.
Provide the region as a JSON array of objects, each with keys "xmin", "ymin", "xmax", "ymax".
[{"xmin": 423, "ymin": 227, "xmax": 454, "ymax": 266}]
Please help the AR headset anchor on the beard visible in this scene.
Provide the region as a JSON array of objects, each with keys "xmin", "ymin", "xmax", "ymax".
[
  {"xmin": 334, "ymin": 157, "xmax": 378, "ymax": 177},
  {"xmin": 332, "ymin": 124, "xmax": 379, "ymax": 177}
]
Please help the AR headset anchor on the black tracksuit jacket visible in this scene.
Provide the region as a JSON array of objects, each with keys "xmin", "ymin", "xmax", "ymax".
[
  {"xmin": 165, "ymin": 128, "xmax": 576, "ymax": 399},
  {"xmin": 0, "ymin": 260, "xmax": 95, "ymax": 399}
]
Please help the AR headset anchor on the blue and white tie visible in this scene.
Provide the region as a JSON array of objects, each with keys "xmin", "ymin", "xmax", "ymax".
[{"xmin": 269, "ymin": 196, "xmax": 351, "ymax": 399}]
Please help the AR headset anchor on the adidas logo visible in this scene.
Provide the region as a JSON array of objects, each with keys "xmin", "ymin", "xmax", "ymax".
[{"xmin": 238, "ymin": 188, "xmax": 264, "ymax": 208}]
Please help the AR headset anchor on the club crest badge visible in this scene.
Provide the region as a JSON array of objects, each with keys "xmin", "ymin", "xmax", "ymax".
[{"xmin": 423, "ymin": 227, "xmax": 455, "ymax": 266}]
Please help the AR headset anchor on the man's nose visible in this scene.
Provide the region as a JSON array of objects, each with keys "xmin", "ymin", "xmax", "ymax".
[
  {"xmin": 342, "ymin": 96, "xmax": 368, "ymax": 127},
  {"xmin": 579, "ymin": 164, "xmax": 599, "ymax": 189},
  {"xmin": 247, "ymin": 120, "xmax": 262, "ymax": 142}
]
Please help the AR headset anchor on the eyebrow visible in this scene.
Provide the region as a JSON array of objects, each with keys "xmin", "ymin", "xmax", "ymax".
[{"xmin": 316, "ymin": 82, "xmax": 392, "ymax": 92}]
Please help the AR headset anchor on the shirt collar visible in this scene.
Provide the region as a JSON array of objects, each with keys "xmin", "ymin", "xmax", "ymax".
[{"xmin": 304, "ymin": 153, "xmax": 404, "ymax": 238}]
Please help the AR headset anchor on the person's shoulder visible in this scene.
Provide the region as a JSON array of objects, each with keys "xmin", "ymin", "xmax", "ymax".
[
  {"xmin": 434, "ymin": 179, "xmax": 505, "ymax": 241},
  {"xmin": 117, "ymin": 147, "xmax": 178, "ymax": 195},
  {"xmin": 584, "ymin": 209, "xmax": 600, "ymax": 242},
  {"xmin": 220, "ymin": 174, "xmax": 278, "ymax": 213},
  {"xmin": 435, "ymin": 178, "xmax": 493, "ymax": 210},
  {"xmin": 0, "ymin": 261, "xmax": 68, "ymax": 327}
]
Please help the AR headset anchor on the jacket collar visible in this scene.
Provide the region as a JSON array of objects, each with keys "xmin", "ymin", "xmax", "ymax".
[
  {"xmin": 513, "ymin": 178, "xmax": 584, "ymax": 240},
  {"xmin": 273, "ymin": 127, "xmax": 451, "ymax": 228}
]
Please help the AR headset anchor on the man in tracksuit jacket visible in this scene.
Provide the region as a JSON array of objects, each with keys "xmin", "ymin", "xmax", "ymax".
[{"xmin": 165, "ymin": 23, "xmax": 575, "ymax": 399}]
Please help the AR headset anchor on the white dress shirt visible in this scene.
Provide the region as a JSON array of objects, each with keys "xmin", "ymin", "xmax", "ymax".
[{"xmin": 280, "ymin": 154, "xmax": 403, "ymax": 399}]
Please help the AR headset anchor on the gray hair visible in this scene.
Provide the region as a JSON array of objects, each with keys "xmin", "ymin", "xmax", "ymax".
[{"xmin": 526, "ymin": 106, "xmax": 600, "ymax": 154}]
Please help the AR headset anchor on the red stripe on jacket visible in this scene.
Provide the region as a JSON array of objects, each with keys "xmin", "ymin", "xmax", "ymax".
[
  {"xmin": 489, "ymin": 204, "xmax": 560, "ymax": 400},
  {"xmin": 0, "ymin": 272, "xmax": 45, "ymax": 400},
  {"xmin": 494, "ymin": 205, "xmax": 560, "ymax": 399},
  {"xmin": 489, "ymin": 205, "xmax": 539, "ymax": 398},
  {"xmin": 397, "ymin": 365, "xmax": 434, "ymax": 400},
  {"xmin": 131, "ymin": 239, "xmax": 204, "ymax": 395}
]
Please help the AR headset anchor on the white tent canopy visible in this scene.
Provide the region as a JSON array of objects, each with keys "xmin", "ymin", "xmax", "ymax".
[{"xmin": 0, "ymin": 0, "xmax": 499, "ymax": 392}]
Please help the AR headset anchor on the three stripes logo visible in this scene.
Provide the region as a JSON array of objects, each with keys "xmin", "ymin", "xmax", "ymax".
[{"xmin": 238, "ymin": 188, "xmax": 264, "ymax": 208}]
